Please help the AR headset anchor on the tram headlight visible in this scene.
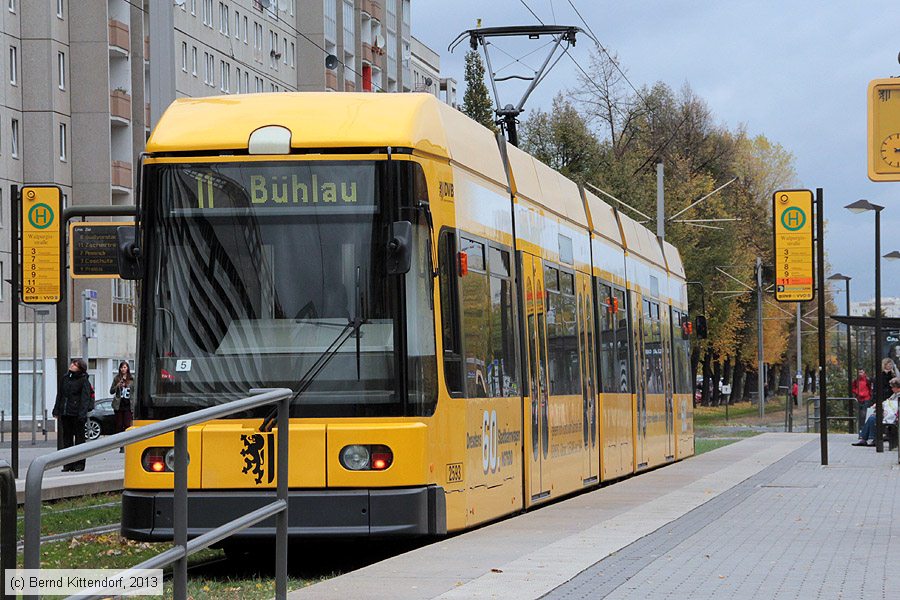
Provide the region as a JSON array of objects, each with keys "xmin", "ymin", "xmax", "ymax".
[
  {"xmin": 339, "ymin": 444, "xmax": 393, "ymax": 471},
  {"xmin": 340, "ymin": 445, "xmax": 370, "ymax": 471}
]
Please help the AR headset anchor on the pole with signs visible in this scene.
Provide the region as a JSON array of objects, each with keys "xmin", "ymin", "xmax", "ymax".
[
  {"xmin": 773, "ymin": 189, "xmax": 814, "ymax": 303},
  {"xmin": 815, "ymin": 188, "xmax": 828, "ymax": 465},
  {"xmin": 82, "ymin": 290, "xmax": 98, "ymax": 365}
]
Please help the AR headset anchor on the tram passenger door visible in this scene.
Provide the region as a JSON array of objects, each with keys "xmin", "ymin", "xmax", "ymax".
[
  {"xmin": 522, "ymin": 253, "xmax": 550, "ymax": 501},
  {"xmin": 662, "ymin": 307, "xmax": 675, "ymax": 460},
  {"xmin": 635, "ymin": 295, "xmax": 649, "ymax": 469},
  {"xmin": 577, "ymin": 272, "xmax": 598, "ymax": 482}
]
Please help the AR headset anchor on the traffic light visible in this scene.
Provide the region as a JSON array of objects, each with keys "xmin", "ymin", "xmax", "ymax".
[{"xmin": 694, "ymin": 315, "xmax": 708, "ymax": 339}]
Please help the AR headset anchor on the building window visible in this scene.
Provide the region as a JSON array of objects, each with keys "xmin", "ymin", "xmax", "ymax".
[
  {"xmin": 191, "ymin": 46, "xmax": 197, "ymax": 76},
  {"xmin": 220, "ymin": 60, "xmax": 230, "ymax": 92},
  {"xmin": 203, "ymin": 51, "xmax": 210, "ymax": 84},
  {"xmin": 219, "ymin": 2, "xmax": 229, "ymax": 35},
  {"xmin": 324, "ymin": 0, "xmax": 337, "ymax": 43},
  {"xmin": 254, "ymin": 22, "xmax": 263, "ymax": 51},
  {"xmin": 283, "ymin": 38, "xmax": 288, "ymax": 64},
  {"xmin": 9, "ymin": 46, "xmax": 17, "ymax": 85},
  {"xmin": 59, "ymin": 123, "xmax": 67, "ymax": 161},
  {"xmin": 207, "ymin": 53, "xmax": 215, "ymax": 86},
  {"xmin": 113, "ymin": 279, "xmax": 135, "ymax": 324},
  {"xmin": 244, "ymin": 70, "xmax": 249, "ymax": 92},
  {"xmin": 0, "ymin": 262, "xmax": 4, "ymax": 302},
  {"xmin": 234, "ymin": 10, "xmax": 240, "ymax": 39},
  {"xmin": 56, "ymin": 0, "xmax": 63, "ymax": 18},
  {"xmin": 290, "ymin": 42, "xmax": 295, "ymax": 67},
  {"xmin": 11, "ymin": 118, "xmax": 18, "ymax": 158},
  {"xmin": 243, "ymin": 16, "xmax": 248, "ymax": 43},
  {"xmin": 191, "ymin": 0, "xmax": 196, "ymax": 15},
  {"xmin": 58, "ymin": 51, "xmax": 66, "ymax": 90},
  {"xmin": 235, "ymin": 67, "xmax": 241, "ymax": 92},
  {"xmin": 181, "ymin": 42, "xmax": 187, "ymax": 72},
  {"xmin": 202, "ymin": 0, "xmax": 213, "ymax": 27},
  {"xmin": 8, "ymin": 0, "xmax": 15, "ymax": 14}
]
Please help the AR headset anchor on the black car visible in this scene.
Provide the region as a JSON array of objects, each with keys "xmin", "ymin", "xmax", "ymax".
[{"xmin": 85, "ymin": 398, "xmax": 117, "ymax": 441}]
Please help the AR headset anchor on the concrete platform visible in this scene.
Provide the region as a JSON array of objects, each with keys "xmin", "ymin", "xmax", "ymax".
[
  {"xmin": 290, "ymin": 433, "xmax": 900, "ymax": 599},
  {"xmin": 1, "ymin": 440, "xmax": 124, "ymax": 503}
]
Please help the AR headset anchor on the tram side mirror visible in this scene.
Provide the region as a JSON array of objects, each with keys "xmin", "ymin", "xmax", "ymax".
[
  {"xmin": 386, "ymin": 221, "xmax": 413, "ymax": 275},
  {"xmin": 694, "ymin": 315, "xmax": 708, "ymax": 339},
  {"xmin": 116, "ymin": 225, "xmax": 143, "ymax": 280}
]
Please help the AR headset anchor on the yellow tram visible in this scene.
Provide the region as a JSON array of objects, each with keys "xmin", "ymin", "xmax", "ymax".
[{"xmin": 121, "ymin": 93, "xmax": 693, "ymax": 540}]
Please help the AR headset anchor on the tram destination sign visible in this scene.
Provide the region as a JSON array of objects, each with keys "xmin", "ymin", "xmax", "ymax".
[
  {"xmin": 773, "ymin": 189, "xmax": 814, "ymax": 302},
  {"xmin": 69, "ymin": 222, "xmax": 124, "ymax": 279},
  {"xmin": 20, "ymin": 186, "xmax": 62, "ymax": 304}
]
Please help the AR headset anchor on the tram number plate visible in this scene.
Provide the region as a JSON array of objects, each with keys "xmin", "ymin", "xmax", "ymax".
[{"xmin": 446, "ymin": 462, "xmax": 463, "ymax": 483}]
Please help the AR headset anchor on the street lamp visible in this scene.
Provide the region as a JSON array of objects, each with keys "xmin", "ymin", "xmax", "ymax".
[
  {"xmin": 827, "ymin": 272, "xmax": 853, "ymax": 428},
  {"xmin": 846, "ymin": 199, "xmax": 885, "ymax": 452}
]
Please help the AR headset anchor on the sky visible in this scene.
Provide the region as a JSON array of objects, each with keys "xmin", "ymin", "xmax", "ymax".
[{"xmin": 414, "ymin": 1, "xmax": 900, "ymax": 310}]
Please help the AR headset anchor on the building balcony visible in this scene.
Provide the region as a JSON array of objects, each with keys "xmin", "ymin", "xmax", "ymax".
[
  {"xmin": 112, "ymin": 160, "xmax": 133, "ymax": 189},
  {"xmin": 109, "ymin": 20, "xmax": 130, "ymax": 56},
  {"xmin": 363, "ymin": 0, "xmax": 383, "ymax": 21},
  {"xmin": 362, "ymin": 43, "xmax": 374, "ymax": 64},
  {"xmin": 325, "ymin": 70, "xmax": 338, "ymax": 91},
  {"xmin": 110, "ymin": 89, "xmax": 132, "ymax": 123}
]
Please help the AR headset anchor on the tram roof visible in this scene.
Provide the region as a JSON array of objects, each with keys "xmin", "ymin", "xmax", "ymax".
[
  {"xmin": 147, "ymin": 92, "xmax": 509, "ymax": 185},
  {"xmin": 618, "ymin": 210, "xmax": 667, "ymax": 269}
]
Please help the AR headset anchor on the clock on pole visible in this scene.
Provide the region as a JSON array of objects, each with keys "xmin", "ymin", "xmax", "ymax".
[{"xmin": 868, "ymin": 78, "xmax": 900, "ymax": 181}]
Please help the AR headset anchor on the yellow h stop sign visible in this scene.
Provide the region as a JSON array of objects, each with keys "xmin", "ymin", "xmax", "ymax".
[
  {"xmin": 21, "ymin": 186, "xmax": 62, "ymax": 304},
  {"xmin": 773, "ymin": 189, "xmax": 814, "ymax": 302}
]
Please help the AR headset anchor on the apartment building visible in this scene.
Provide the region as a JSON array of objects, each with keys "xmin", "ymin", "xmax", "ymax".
[{"xmin": 0, "ymin": 0, "xmax": 454, "ymax": 426}]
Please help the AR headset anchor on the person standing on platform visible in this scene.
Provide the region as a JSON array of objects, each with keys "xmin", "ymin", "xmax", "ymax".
[
  {"xmin": 879, "ymin": 359, "xmax": 898, "ymax": 409},
  {"xmin": 852, "ymin": 368, "xmax": 873, "ymax": 435},
  {"xmin": 52, "ymin": 358, "xmax": 94, "ymax": 472},
  {"xmin": 110, "ymin": 361, "xmax": 134, "ymax": 451}
]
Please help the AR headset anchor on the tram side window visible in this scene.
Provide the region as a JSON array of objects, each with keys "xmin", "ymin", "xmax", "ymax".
[
  {"xmin": 672, "ymin": 309, "xmax": 693, "ymax": 394},
  {"xmin": 488, "ymin": 247, "xmax": 519, "ymax": 397},
  {"xmin": 438, "ymin": 231, "xmax": 463, "ymax": 396},
  {"xmin": 546, "ymin": 264, "xmax": 579, "ymax": 395},
  {"xmin": 642, "ymin": 300, "xmax": 664, "ymax": 394},
  {"xmin": 460, "ymin": 236, "xmax": 491, "ymax": 398},
  {"xmin": 598, "ymin": 281, "xmax": 632, "ymax": 393}
]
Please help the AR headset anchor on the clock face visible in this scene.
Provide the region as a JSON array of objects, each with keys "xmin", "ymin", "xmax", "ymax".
[{"xmin": 881, "ymin": 133, "xmax": 900, "ymax": 168}]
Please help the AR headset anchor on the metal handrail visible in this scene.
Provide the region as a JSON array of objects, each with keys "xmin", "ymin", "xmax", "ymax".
[
  {"xmin": 805, "ymin": 396, "xmax": 857, "ymax": 433},
  {"xmin": 1, "ymin": 460, "xmax": 16, "ymax": 600},
  {"xmin": 23, "ymin": 388, "xmax": 293, "ymax": 600}
]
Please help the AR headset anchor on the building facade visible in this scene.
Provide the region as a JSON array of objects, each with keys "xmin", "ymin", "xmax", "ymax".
[{"xmin": 1, "ymin": 0, "xmax": 454, "ymax": 427}]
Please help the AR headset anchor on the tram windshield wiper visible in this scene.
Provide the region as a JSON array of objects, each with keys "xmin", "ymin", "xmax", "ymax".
[{"xmin": 259, "ymin": 266, "xmax": 369, "ymax": 432}]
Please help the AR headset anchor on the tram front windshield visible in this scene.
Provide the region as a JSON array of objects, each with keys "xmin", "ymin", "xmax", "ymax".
[{"xmin": 141, "ymin": 160, "xmax": 436, "ymax": 418}]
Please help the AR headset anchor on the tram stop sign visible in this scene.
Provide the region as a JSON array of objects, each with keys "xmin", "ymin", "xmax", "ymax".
[
  {"xmin": 20, "ymin": 186, "xmax": 62, "ymax": 304},
  {"xmin": 773, "ymin": 189, "xmax": 814, "ymax": 302}
]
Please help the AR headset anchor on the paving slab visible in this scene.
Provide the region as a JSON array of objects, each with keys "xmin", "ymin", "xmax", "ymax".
[{"xmin": 290, "ymin": 433, "xmax": 823, "ymax": 599}]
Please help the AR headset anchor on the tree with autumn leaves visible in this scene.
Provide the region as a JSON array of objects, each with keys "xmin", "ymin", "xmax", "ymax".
[{"xmin": 518, "ymin": 50, "xmax": 837, "ymax": 405}]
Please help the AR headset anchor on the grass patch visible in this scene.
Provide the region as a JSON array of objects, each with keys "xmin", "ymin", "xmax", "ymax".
[
  {"xmin": 16, "ymin": 492, "xmax": 121, "ymax": 540},
  {"xmin": 165, "ymin": 575, "xmax": 311, "ymax": 599},
  {"xmin": 695, "ymin": 428, "xmax": 762, "ymax": 439},
  {"xmin": 694, "ymin": 398, "xmax": 791, "ymax": 428},
  {"xmin": 695, "ymin": 438, "xmax": 742, "ymax": 454}
]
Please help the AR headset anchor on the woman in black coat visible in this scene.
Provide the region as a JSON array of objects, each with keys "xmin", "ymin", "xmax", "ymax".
[{"xmin": 52, "ymin": 358, "xmax": 94, "ymax": 472}]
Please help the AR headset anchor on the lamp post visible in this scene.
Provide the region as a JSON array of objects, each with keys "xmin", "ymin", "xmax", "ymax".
[
  {"xmin": 827, "ymin": 273, "xmax": 853, "ymax": 428},
  {"xmin": 883, "ymin": 250, "xmax": 900, "ymax": 461},
  {"xmin": 846, "ymin": 199, "xmax": 885, "ymax": 452}
]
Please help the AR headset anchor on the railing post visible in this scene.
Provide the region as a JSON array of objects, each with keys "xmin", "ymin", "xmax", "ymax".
[
  {"xmin": 173, "ymin": 426, "xmax": 189, "ymax": 599},
  {"xmin": 0, "ymin": 460, "xmax": 16, "ymax": 600},
  {"xmin": 275, "ymin": 395, "xmax": 289, "ymax": 599}
]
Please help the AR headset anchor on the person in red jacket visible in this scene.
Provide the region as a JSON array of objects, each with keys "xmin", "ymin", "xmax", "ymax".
[{"xmin": 852, "ymin": 369, "xmax": 873, "ymax": 436}]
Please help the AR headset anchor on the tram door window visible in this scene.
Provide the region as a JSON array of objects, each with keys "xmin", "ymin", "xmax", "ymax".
[
  {"xmin": 438, "ymin": 231, "xmax": 463, "ymax": 396},
  {"xmin": 660, "ymin": 305, "xmax": 674, "ymax": 457},
  {"xmin": 488, "ymin": 247, "xmax": 519, "ymax": 397},
  {"xmin": 577, "ymin": 273, "xmax": 597, "ymax": 451},
  {"xmin": 597, "ymin": 281, "xmax": 632, "ymax": 394},
  {"xmin": 545, "ymin": 264, "xmax": 580, "ymax": 396},
  {"xmin": 642, "ymin": 300, "xmax": 663, "ymax": 395},
  {"xmin": 459, "ymin": 237, "xmax": 490, "ymax": 398}
]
